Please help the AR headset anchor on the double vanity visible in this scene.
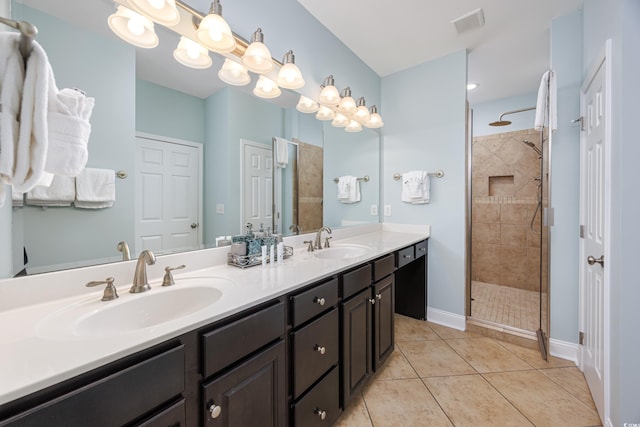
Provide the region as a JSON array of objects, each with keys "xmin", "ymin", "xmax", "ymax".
[{"xmin": 0, "ymin": 224, "xmax": 429, "ymax": 426}]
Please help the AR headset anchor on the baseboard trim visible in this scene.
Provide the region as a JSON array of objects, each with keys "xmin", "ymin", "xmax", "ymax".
[
  {"xmin": 426, "ymin": 307, "xmax": 466, "ymax": 331},
  {"xmin": 549, "ymin": 338, "xmax": 579, "ymax": 364}
]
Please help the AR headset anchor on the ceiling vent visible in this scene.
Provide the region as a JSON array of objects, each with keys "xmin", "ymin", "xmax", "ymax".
[{"xmin": 451, "ymin": 8, "xmax": 485, "ymax": 34}]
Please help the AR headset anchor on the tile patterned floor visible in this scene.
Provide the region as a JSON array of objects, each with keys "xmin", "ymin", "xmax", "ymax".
[
  {"xmin": 334, "ymin": 315, "xmax": 602, "ymax": 427},
  {"xmin": 471, "ymin": 281, "xmax": 540, "ymax": 332}
]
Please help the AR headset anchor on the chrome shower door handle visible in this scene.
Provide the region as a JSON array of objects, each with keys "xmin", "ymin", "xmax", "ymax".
[{"xmin": 587, "ymin": 255, "xmax": 604, "ymax": 267}]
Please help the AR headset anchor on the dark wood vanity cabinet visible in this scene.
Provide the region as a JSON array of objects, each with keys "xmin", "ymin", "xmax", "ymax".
[
  {"xmin": 340, "ymin": 254, "xmax": 395, "ymax": 408},
  {"xmin": 395, "ymin": 239, "xmax": 428, "ymax": 320}
]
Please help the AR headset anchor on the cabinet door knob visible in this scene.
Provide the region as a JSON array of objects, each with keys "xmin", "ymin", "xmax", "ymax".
[
  {"xmin": 376, "ymin": 293, "xmax": 382, "ymax": 300},
  {"xmin": 369, "ymin": 298, "xmax": 376, "ymax": 305},
  {"xmin": 314, "ymin": 345, "xmax": 326, "ymax": 355},
  {"xmin": 208, "ymin": 402, "xmax": 222, "ymax": 419},
  {"xmin": 314, "ymin": 408, "xmax": 327, "ymax": 420},
  {"xmin": 314, "ymin": 296, "xmax": 326, "ymax": 306}
]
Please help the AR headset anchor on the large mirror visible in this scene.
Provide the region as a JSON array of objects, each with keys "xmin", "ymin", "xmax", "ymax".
[{"xmin": 3, "ymin": 0, "xmax": 380, "ymax": 278}]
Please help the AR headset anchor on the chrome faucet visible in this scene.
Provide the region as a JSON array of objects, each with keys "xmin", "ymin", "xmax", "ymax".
[
  {"xmin": 117, "ymin": 241, "xmax": 131, "ymax": 261},
  {"xmin": 130, "ymin": 250, "xmax": 156, "ymax": 293},
  {"xmin": 289, "ymin": 224, "xmax": 302, "ymax": 235},
  {"xmin": 314, "ymin": 226, "xmax": 332, "ymax": 250}
]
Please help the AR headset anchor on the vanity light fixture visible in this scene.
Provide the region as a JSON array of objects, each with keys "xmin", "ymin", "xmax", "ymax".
[
  {"xmin": 364, "ymin": 105, "xmax": 384, "ymax": 129},
  {"xmin": 316, "ymin": 105, "xmax": 336, "ymax": 121},
  {"xmin": 467, "ymin": 82, "xmax": 479, "ymax": 90},
  {"xmin": 127, "ymin": 0, "xmax": 179, "ymax": 26},
  {"xmin": 253, "ymin": 75, "xmax": 281, "ymax": 99},
  {"xmin": 318, "ymin": 75, "xmax": 341, "ymax": 106},
  {"xmin": 195, "ymin": 0, "xmax": 236, "ymax": 53},
  {"xmin": 353, "ymin": 97, "xmax": 371, "ymax": 124},
  {"xmin": 345, "ymin": 119, "xmax": 363, "ymax": 133},
  {"xmin": 331, "ymin": 113, "xmax": 350, "ymax": 128},
  {"xmin": 337, "ymin": 87, "xmax": 356, "ymax": 114},
  {"xmin": 218, "ymin": 58, "xmax": 251, "ymax": 86},
  {"xmin": 108, "ymin": 5, "xmax": 159, "ymax": 48},
  {"xmin": 296, "ymin": 95, "xmax": 319, "ymax": 113},
  {"xmin": 277, "ymin": 50, "xmax": 305, "ymax": 90},
  {"xmin": 173, "ymin": 36, "xmax": 212, "ymax": 68},
  {"xmin": 241, "ymin": 28, "xmax": 274, "ymax": 74}
]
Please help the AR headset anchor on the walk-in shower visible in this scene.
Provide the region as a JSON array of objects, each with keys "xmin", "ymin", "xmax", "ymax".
[{"xmin": 468, "ymin": 105, "xmax": 550, "ymax": 359}]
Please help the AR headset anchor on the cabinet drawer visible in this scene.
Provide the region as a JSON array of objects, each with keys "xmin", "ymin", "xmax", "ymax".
[
  {"xmin": 290, "ymin": 278, "xmax": 338, "ymax": 327},
  {"xmin": 372, "ymin": 254, "xmax": 395, "ymax": 282},
  {"xmin": 396, "ymin": 246, "xmax": 415, "ymax": 268},
  {"xmin": 415, "ymin": 240, "xmax": 428, "ymax": 258},
  {"xmin": 135, "ymin": 398, "xmax": 185, "ymax": 427},
  {"xmin": 341, "ymin": 264, "xmax": 372, "ymax": 299},
  {"xmin": 292, "ymin": 367, "xmax": 340, "ymax": 427},
  {"xmin": 202, "ymin": 302, "xmax": 284, "ymax": 378},
  {"xmin": 1, "ymin": 345, "xmax": 185, "ymax": 427},
  {"xmin": 291, "ymin": 308, "xmax": 339, "ymax": 399}
]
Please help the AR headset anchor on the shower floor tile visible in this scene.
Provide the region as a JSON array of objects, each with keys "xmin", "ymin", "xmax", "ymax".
[{"xmin": 471, "ymin": 281, "xmax": 540, "ymax": 332}]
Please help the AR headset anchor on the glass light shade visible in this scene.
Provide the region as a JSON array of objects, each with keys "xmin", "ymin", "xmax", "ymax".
[
  {"xmin": 277, "ymin": 63, "xmax": 305, "ymax": 90},
  {"xmin": 315, "ymin": 105, "xmax": 336, "ymax": 121},
  {"xmin": 331, "ymin": 113, "xmax": 349, "ymax": 128},
  {"xmin": 218, "ymin": 58, "xmax": 250, "ymax": 86},
  {"xmin": 196, "ymin": 12, "xmax": 236, "ymax": 53},
  {"xmin": 365, "ymin": 106, "xmax": 384, "ymax": 128},
  {"xmin": 173, "ymin": 37, "xmax": 212, "ymax": 69},
  {"xmin": 108, "ymin": 5, "xmax": 158, "ymax": 49},
  {"xmin": 354, "ymin": 105, "xmax": 371, "ymax": 123},
  {"xmin": 242, "ymin": 41, "xmax": 274, "ymax": 73},
  {"xmin": 318, "ymin": 85, "xmax": 340, "ymax": 106},
  {"xmin": 253, "ymin": 76, "xmax": 281, "ymax": 99},
  {"xmin": 296, "ymin": 95, "xmax": 319, "ymax": 113},
  {"xmin": 337, "ymin": 96, "xmax": 356, "ymax": 114},
  {"xmin": 127, "ymin": 0, "xmax": 179, "ymax": 26},
  {"xmin": 345, "ymin": 120, "xmax": 363, "ymax": 133}
]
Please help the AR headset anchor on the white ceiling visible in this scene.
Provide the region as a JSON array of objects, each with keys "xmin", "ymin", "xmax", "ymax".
[{"xmin": 18, "ymin": 0, "xmax": 583, "ymax": 105}]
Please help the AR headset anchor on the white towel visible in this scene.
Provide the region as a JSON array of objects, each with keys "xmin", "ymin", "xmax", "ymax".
[
  {"xmin": 74, "ymin": 168, "xmax": 115, "ymax": 209},
  {"xmin": 25, "ymin": 175, "xmax": 75, "ymax": 207},
  {"xmin": 347, "ymin": 176, "xmax": 361, "ymax": 203},
  {"xmin": 534, "ymin": 70, "xmax": 557, "ymax": 132},
  {"xmin": 11, "ymin": 185, "xmax": 23, "ymax": 207},
  {"xmin": 338, "ymin": 175, "xmax": 360, "ymax": 204},
  {"xmin": 45, "ymin": 88, "xmax": 94, "ymax": 176},
  {"xmin": 401, "ymin": 171, "xmax": 430, "ymax": 204},
  {"xmin": 275, "ymin": 137, "xmax": 288, "ymax": 168}
]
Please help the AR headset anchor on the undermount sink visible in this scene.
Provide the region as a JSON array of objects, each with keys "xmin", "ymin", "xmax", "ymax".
[
  {"xmin": 37, "ymin": 278, "xmax": 227, "ymax": 338},
  {"xmin": 314, "ymin": 244, "xmax": 372, "ymax": 260}
]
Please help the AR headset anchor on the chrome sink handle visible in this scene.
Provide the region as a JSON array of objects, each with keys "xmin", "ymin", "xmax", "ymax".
[
  {"xmin": 130, "ymin": 250, "xmax": 156, "ymax": 293},
  {"xmin": 86, "ymin": 277, "xmax": 118, "ymax": 301},
  {"xmin": 303, "ymin": 240, "xmax": 315, "ymax": 252},
  {"xmin": 162, "ymin": 264, "xmax": 186, "ymax": 287},
  {"xmin": 324, "ymin": 236, "xmax": 332, "ymax": 248}
]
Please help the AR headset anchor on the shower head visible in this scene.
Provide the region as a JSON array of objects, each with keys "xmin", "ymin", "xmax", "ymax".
[
  {"xmin": 489, "ymin": 120, "xmax": 512, "ymax": 126},
  {"xmin": 521, "ymin": 140, "xmax": 542, "ymax": 156},
  {"xmin": 488, "ymin": 106, "xmax": 536, "ymax": 127}
]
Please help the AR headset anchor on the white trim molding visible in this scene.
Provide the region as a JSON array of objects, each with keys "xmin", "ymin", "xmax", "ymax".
[
  {"xmin": 549, "ymin": 338, "xmax": 579, "ymax": 365},
  {"xmin": 427, "ymin": 307, "xmax": 466, "ymax": 331}
]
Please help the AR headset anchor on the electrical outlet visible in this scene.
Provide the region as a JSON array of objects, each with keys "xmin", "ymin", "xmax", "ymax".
[
  {"xmin": 370, "ymin": 205, "xmax": 378, "ymax": 216},
  {"xmin": 216, "ymin": 203, "xmax": 225, "ymax": 214},
  {"xmin": 384, "ymin": 205, "xmax": 392, "ymax": 217}
]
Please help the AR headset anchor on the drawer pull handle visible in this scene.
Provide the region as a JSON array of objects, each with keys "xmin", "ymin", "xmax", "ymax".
[
  {"xmin": 314, "ymin": 296, "xmax": 326, "ymax": 306},
  {"xmin": 208, "ymin": 402, "xmax": 222, "ymax": 419},
  {"xmin": 314, "ymin": 345, "xmax": 326, "ymax": 355},
  {"xmin": 314, "ymin": 408, "xmax": 327, "ymax": 420},
  {"xmin": 369, "ymin": 298, "xmax": 376, "ymax": 305},
  {"xmin": 418, "ymin": 247, "xmax": 426, "ymax": 251},
  {"xmin": 403, "ymin": 254, "xmax": 412, "ymax": 259},
  {"xmin": 376, "ymin": 293, "xmax": 382, "ymax": 300}
]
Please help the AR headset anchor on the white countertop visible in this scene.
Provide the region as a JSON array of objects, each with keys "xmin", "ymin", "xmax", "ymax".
[{"xmin": 0, "ymin": 224, "xmax": 429, "ymax": 405}]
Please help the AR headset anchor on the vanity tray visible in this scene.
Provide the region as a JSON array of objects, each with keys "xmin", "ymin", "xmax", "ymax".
[{"xmin": 227, "ymin": 245, "xmax": 293, "ymax": 269}]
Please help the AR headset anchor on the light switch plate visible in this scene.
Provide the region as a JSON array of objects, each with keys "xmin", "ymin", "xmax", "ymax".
[
  {"xmin": 384, "ymin": 205, "xmax": 392, "ymax": 217},
  {"xmin": 370, "ymin": 205, "xmax": 378, "ymax": 216},
  {"xmin": 216, "ymin": 203, "xmax": 224, "ymax": 214}
]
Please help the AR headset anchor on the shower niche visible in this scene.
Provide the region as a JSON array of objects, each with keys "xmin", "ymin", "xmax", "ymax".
[{"xmin": 488, "ymin": 175, "xmax": 515, "ymax": 196}]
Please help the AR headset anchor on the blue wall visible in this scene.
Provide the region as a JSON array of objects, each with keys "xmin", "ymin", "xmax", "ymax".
[{"xmin": 381, "ymin": 50, "xmax": 468, "ymax": 317}]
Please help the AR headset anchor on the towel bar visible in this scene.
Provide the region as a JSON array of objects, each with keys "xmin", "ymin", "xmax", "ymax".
[
  {"xmin": 333, "ymin": 175, "xmax": 369, "ymax": 183},
  {"xmin": 115, "ymin": 170, "xmax": 128, "ymax": 179},
  {"xmin": 393, "ymin": 170, "xmax": 444, "ymax": 180}
]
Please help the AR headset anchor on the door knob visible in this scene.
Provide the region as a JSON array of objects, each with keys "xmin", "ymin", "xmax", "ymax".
[
  {"xmin": 208, "ymin": 402, "xmax": 222, "ymax": 418},
  {"xmin": 587, "ymin": 255, "xmax": 604, "ymax": 267},
  {"xmin": 191, "ymin": 222, "xmax": 199, "ymax": 229}
]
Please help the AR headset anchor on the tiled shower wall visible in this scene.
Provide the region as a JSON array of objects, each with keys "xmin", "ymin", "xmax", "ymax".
[{"xmin": 471, "ymin": 129, "xmax": 543, "ymax": 291}]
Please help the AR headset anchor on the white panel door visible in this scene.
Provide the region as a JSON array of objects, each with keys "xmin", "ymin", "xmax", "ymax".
[
  {"xmin": 580, "ymin": 57, "xmax": 607, "ymax": 421},
  {"xmin": 241, "ymin": 141, "xmax": 272, "ymax": 232},
  {"xmin": 135, "ymin": 137, "xmax": 200, "ymax": 255}
]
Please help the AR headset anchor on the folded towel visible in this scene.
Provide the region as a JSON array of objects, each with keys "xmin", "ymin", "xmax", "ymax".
[
  {"xmin": 535, "ymin": 70, "xmax": 557, "ymax": 132},
  {"xmin": 337, "ymin": 176, "xmax": 351, "ymax": 200},
  {"xmin": 401, "ymin": 170, "xmax": 430, "ymax": 204},
  {"xmin": 347, "ymin": 176, "xmax": 361, "ymax": 203},
  {"xmin": 11, "ymin": 186, "xmax": 23, "ymax": 207},
  {"xmin": 275, "ymin": 137, "xmax": 289, "ymax": 168},
  {"xmin": 74, "ymin": 168, "xmax": 115, "ymax": 209},
  {"xmin": 25, "ymin": 175, "xmax": 75, "ymax": 207},
  {"xmin": 45, "ymin": 88, "xmax": 94, "ymax": 176}
]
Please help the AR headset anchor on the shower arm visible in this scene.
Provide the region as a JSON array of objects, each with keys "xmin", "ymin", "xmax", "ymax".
[{"xmin": 498, "ymin": 106, "xmax": 536, "ymax": 121}]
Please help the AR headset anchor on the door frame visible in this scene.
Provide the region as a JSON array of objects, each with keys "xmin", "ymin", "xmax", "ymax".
[
  {"xmin": 135, "ymin": 132, "xmax": 203, "ymax": 251},
  {"xmin": 239, "ymin": 139, "xmax": 272, "ymax": 234},
  {"xmin": 577, "ymin": 40, "xmax": 612, "ymax": 425}
]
